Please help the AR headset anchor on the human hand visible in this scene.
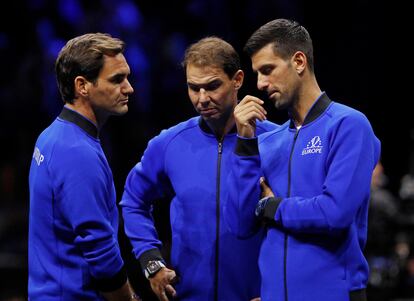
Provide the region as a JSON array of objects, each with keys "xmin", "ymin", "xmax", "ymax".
[
  {"xmin": 149, "ymin": 268, "xmax": 178, "ymax": 301},
  {"xmin": 260, "ymin": 177, "xmax": 274, "ymax": 198},
  {"xmin": 250, "ymin": 298, "xmax": 261, "ymax": 301},
  {"xmin": 234, "ymin": 95, "xmax": 267, "ymax": 138}
]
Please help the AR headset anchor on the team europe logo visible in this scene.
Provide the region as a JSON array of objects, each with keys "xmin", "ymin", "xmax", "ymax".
[
  {"xmin": 33, "ymin": 147, "xmax": 44, "ymax": 166},
  {"xmin": 302, "ymin": 136, "xmax": 323, "ymax": 155}
]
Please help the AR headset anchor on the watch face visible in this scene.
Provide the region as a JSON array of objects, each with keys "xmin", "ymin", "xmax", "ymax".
[
  {"xmin": 255, "ymin": 197, "xmax": 268, "ymax": 217},
  {"xmin": 147, "ymin": 261, "xmax": 161, "ymax": 274},
  {"xmin": 148, "ymin": 261, "xmax": 159, "ymax": 273}
]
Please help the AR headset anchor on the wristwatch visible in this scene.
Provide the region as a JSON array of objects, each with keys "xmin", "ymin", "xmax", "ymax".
[
  {"xmin": 255, "ymin": 196, "xmax": 272, "ymax": 218},
  {"xmin": 144, "ymin": 260, "xmax": 165, "ymax": 279}
]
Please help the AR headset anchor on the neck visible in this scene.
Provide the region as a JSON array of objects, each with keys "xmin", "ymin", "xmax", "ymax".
[
  {"xmin": 205, "ymin": 112, "xmax": 235, "ymax": 140},
  {"xmin": 292, "ymin": 76, "xmax": 321, "ymax": 126},
  {"xmin": 65, "ymin": 100, "xmax": 107, "ymax": 129}
]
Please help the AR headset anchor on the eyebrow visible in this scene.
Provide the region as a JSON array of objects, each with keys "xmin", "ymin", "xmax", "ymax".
[
  {"xmin": 256, "ymin": 63, "xmax": 275, "ymax": 73},
  {"xmin": 108, "ymin": 71, "xmax": 129, "ymax": 81},
  {"xmin": 187, "ymin": 79, "xmax": 222, "ymax": 88}
]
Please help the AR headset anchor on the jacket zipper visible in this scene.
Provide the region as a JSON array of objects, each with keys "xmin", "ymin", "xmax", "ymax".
[
  {"xmin": 284, "ymin": 129, "xmax": 300, "ymax": 301},
  {"xmin": 214, "ymin": 139, "xmax": 223, "ymax": 301}
]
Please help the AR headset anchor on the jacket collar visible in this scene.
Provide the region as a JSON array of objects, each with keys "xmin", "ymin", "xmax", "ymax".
[
  {"xmin": 289, "ymin": 92, "xmax": 331, "ymax": 129},
  {"xmin": 59, "ymin": 106, "xmax": 99, "ymax": 138}
]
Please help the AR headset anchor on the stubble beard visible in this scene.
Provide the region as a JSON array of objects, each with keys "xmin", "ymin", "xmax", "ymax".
[{"xmin": 273, "ymin": 96, "xmax": 288, "ymax": 110}]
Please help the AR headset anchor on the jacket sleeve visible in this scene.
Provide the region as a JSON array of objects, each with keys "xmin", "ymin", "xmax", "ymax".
[
  {"xmin": 52, "ymin": 145, "xmax": 126, "ymax": 288},
  {"xmin": 120, "ymin": 132, "xmax": 173, "ymax": 268},
  {"xmin": 224, "ymin": 136, "xmax": 262, "ymax": 238},
  {"xmin": 272, "ymin": 113, "xmax": 381, "ymax": 234}
]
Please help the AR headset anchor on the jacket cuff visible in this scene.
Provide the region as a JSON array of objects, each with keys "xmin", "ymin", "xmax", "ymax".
[
  {"xmin": 138, "ymin": 248, "xmax": 164, "ymax": 272},
  {"xmin": 235, "ymin": 137, "xmax": 259, "ymax": 156},
  {"xmin": 263, "ymin": 197, "xmax": 282, "ymax": 221},
  {"xmin": 92, "ymin": 264, "xmax": 127, "ymax": 292}
]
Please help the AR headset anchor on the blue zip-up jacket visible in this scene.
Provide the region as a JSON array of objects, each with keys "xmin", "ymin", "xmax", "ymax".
[
  {"xmin": 28, "ymin": 107, "xmax": 126, "ymax": 300},
  {"xmin": 120, "ymin": 116, "xmax": 278, "ymax": 301},
  {"xmin": 225, "ymin": 93, "xmax": 381, "ymax": 301}
]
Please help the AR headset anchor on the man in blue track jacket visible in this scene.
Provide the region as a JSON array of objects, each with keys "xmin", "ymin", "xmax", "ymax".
[
  {"xmin": 28, "ymin": 33, "xmax": 139, "ymax": 300},
  {"xmin": 225, "ymin": 19, "xmax": 381, "ymax": 301},
  {"xmin": 120, "ymin": 37, "xmax": 278, "ymax": 301}
]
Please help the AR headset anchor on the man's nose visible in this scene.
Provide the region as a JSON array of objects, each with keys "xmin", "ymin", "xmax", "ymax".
[
  {"xmin": 122, "ymin": 79, "xmax": 134, "ymax": 95},
  {"xmin": 257, "ymin": 74, "xmax": 268, "ymax": 91},
  {"xmin": 199, "ymin": 88, "xmax": 209, "ymax": 104}
]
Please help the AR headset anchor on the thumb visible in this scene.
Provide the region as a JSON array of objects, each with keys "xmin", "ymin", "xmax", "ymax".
[
  {"xmin": 260, "ymin": 177, "xmax": 274, "ymax": 198},
  {"xmin": 260, "ymin": 177, "xmax": 269, "ymax": 191}
]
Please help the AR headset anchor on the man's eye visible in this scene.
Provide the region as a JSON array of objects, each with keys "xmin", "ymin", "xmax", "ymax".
[
  {"xmin": 111, "ymin": 75, "xmax": 125, "ymax": 84},
  {"xmin": 205, "ymin": 81, "xmax": 221, "ymax": 91},
  {"xmin": 261, "ymin": 66, "xmax": 273, "ymax": 75},
  {"xmin": 188, "ymin": 85, "xmax": 200, "ymax": 92}
]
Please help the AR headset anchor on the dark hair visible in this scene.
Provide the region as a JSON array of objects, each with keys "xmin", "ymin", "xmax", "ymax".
[
  {"xmin": 244, "ymin": 19, "xmax": 314, "ymax": 72},
  {"xmin": 182, "ymin": 36, "xmax": 240, "ymax": 79},
  {"xmin": 55, "ymin": 33, "xmax": 125, "ymax": 103}
]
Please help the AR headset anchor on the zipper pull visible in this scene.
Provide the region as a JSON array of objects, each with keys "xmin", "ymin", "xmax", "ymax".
[
  {"xmin": 218, "ymin": 142, "xmax": 223, "ymax": 154},
  {"xmin": 294, "ymin": 129, "xmax": 300, "ymax": 140}
]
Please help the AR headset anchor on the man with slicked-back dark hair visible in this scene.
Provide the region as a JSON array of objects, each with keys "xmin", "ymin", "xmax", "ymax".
[{"xmin": 225, "ymin": 19, "xmax": 380, "ymax": 301}]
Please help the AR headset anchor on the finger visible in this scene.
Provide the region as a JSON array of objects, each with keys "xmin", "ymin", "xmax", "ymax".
[
  {"xmin": 149, "ymin": 279, "xmax": 167, "ymax": 301},
  {"xmin": 236, "ymin": 108, "xmax": 267, "ymax": 121},
  {"xmin": 261, "ymin": 185, "xmax": 272, "ymax": 197},
  {"xmin": 169, "ymin": 274, "xmax": 180, "ymax": 284},
  {"xmin": 260, "ymin": 178, "xmax": 269, "ymax": 190},
  {"xmin": 260, "ymin": 177, "xmax": 265, "ymax": 184},
  {"xmin": 239, "ymin": 95, "xmax": 264, "ymax": 106},
  {"xmin": 157, "ymin": 289, "xmax": 169, "ymax": 301},
  {"xmin": 237, "ymin": 96, "xmax": 264, "ymax": 107},
  {"xmin": 236, "ymin": 103, "xmax": 266, "ymax": 117},
  {"xmin": 236, "ymin": 101, "xmax": 267, "ymax": 116},
  {"xmin": 260, "ymin": 179, "xmax": 274, "ymax": 198},
  {"xmin": 239, "ymin": 110, "xmax": 266, "ymax": 124},
  {"xmin": 165, "ymin": 284, "xmax": 177, "ymax": 298},
  {"xmin": 236, "ymin": 105, "xmax": 267, "ymax": 120},
  {"xmin": 250, "ymin": 298, "xmax": 261, "ymax": 301}
]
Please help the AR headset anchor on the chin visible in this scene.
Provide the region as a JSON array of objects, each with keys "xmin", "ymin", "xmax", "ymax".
[
  {"xmin": 274, "ymin": 101, "xmax": 282, "ymax": 109},
  {"xmin": 274, "ymin": 98, "xmax": 289, "ymax": 110},
  {"xmin": 203, "ymin": 114, "xmax": 222, "ymax": 122},
  {"xmin": 113, "ymin": 105, "xmax": 129, "ymax": 116}
]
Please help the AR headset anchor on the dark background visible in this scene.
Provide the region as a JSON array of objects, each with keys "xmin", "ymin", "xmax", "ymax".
[{"xmin": 0, "ymin": 0, "xmax": 412, "ymax": 300}]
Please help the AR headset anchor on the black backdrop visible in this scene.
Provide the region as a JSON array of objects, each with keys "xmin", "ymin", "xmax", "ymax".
[{"xmin": 0, "ymin": 0, "xmax": 410, "ymax": 300}]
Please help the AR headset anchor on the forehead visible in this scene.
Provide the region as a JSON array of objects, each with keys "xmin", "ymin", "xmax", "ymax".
[
  {"xmin": 100, "ymin": 53, "xmax": 130, "ymax": 76},
  {"xmin": 186, "ymin": 64, "xmax": 229, "ymax": 83},
  {"xmin": 251, "ymin": 44, "xmax": 283, "ymax": 70}
]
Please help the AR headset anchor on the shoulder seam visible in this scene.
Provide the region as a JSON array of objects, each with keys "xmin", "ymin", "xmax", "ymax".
[
  {"xmin": 259, "ymin": 122, "xmax": 289, "ymax": 144},
  {"xmin": 160, "ymin": 118, "xmax": 200, "ymax": 172}
]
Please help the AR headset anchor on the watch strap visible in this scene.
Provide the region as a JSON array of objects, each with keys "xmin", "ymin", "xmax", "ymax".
[
  {"xmin": 144, "ymin": 260, "xmax": 165, "ymax": 279},
  {"xmin": 138, "ymin": 248, "xmax": 164, "ymax": 271}
]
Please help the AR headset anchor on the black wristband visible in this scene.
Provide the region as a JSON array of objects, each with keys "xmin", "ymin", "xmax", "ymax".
[
  {"xmin": 263, "ymin": 197, "xmax": 282, "ymax": 220},
  {"xmin": 138, "ymin": 248, "xmax": 164, "ymax": 273},
  {"xmin": 91, "ymin": 264, "xmax": 127, "ymax": 292},
  {"xmin": 235, "ymin": 137, "xmax": 259, "ymax": 156}
]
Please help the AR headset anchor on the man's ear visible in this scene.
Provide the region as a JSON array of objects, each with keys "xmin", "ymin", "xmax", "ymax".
[
  {"xmin": 292, "ymin": 51, "xmax": 307, "ymax": 74},
  {"xmin": 233, "ymin": 69, "xmax": 244, "ymax": 90},
  {"xmin": 74, "ymin": 76, "xmax": 90, "ymax": 98}
]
